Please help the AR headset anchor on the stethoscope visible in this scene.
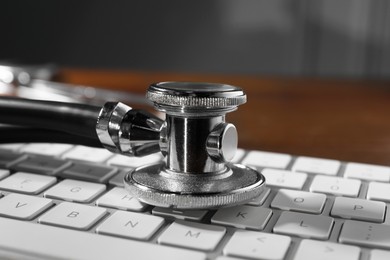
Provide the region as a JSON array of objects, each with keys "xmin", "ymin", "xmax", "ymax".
[{"xmin": 0, "ymin": 82, "xmax": 266, "ymax": 209}]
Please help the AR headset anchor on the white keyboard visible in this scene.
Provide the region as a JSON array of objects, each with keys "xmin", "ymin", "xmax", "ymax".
[{"xmin": 0, "ymin": 143, "xmax": 390, "ymax": 260}]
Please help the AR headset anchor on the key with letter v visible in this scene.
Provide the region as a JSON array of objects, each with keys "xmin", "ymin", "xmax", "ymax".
[{"xmin": 0, "ymin": 193, "xmax": 53, "ymax": 220}]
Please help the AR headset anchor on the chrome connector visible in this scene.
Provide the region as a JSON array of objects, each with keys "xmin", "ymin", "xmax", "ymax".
[{"xmin": 96, "ymin": 102, "xmax": 164, "ymax": 157}]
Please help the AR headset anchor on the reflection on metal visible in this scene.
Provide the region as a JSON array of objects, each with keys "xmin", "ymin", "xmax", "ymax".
[{"xmin": 124, "ymin": 82, "xmax": 265, "ymax": 209}]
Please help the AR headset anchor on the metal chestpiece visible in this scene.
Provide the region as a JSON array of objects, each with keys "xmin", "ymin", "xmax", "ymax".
[{"xmin": 123, "ymin": 82, "xmax": 265, "ymax": 209}]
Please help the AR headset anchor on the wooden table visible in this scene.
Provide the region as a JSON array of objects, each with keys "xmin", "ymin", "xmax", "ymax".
[{"xmin": 57, "ymin": 69, "xmax": 390, "ymax": 166}]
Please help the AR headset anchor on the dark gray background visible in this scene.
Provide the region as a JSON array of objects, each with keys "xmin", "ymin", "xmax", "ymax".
[{"xmin": 1, "ymin": 0, "xmax": 389, "ymax": 78}]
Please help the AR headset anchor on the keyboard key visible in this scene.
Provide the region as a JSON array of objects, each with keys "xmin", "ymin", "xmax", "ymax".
[
  {"xmin": 294, "ymin": 239, "xmax": 360, "ymax": 260},
  {"xmin": 107, "ymin": 153, "xmax": 163, "ymax": 168},
  {"xmin": 0, "ymin": 217, "xmax": 207, "ymax": 260},
  {"xmin": 339, "ymin": 220, "xmax": 390, "ymax": 249},
  {"xmin": 62, "ymin": 146, "xmax": 113, "ymax": 163},
  {"xmin": 371, "ymin": 249, "xmax": 390, "ymax": 260},
  {"xmin": 211, "ymin": 205, "xmax": 272, "ymax": 231},
  {"xmin": 273, "ymin": 211, "xmax": 334, "ymax": 240},
  {"xmin": 44, "ymin": 179, "xmax": 106, "ymax": 203},
  {"xmin": 11, "ymin": 156, "xmax": 71, "ymax": 175},
  {"xmin": 0, "ymin": 172, "xmax": 56, "ymax": 194},
  {"xmin": 223, "ymin": 230, "xmax": 291, "ymax": 260},
  {"xmin": 39, "ymin": 202, "xmax": 107, "ymax": 230},
  {"xmin": 331, "ymin": 197, "xmax": 385, "ymax": 223},
  {"xmin": 271, "ymin": 189, "xmax": 326, "ymax": 214},
  {"xmin": 261, "ymin": 168, "xmax": 307, "ymax": 189},
  {"xmin": 0, "ymin": 193, "xmax": 53, "ymax": 220},
  {"xmin": 292, "ymin": 156, "xmax": 340, "ymax": 175},
  {"xmin": 246, "ymin": 187, "xmax": 271, "ymax": 206},
  {"xmin": 96, "ymin": 210, "xmax": 164, "ymax": 240},
  {"xmin": 158, "ymin": 221, "xmax": 226, "ymax": 251},
  {"xmin": 153, "ymin": 207, "xmax": 208, "ymax": 221},
  {"xmin": 58, "ymin": 163, "xmax": 117, "ymax": 183},
  {"xmin": 108, "ymin": 170, "xmax": 127, "ymax": 187},
  {"xmin": 20, "ymin": 143, "xmax": 73, "ymax": 157},
  {"xmin": 96, "ymin": 187, "xmax": 147, "ymax": 212},
  {"xmin": 344, "ymin": 162, "xmax": 390, "ymax": 182},
  {"xmin": 310, "ymin": 175, "xmax": 361, "ymax": 197},
  {"xmin": 367, "ymin": 182, "xmax": 390, "ymax": 203},
  {"xmin": 0, "ymin": 150, "xmax": 26, "ymax": 168},
  {"xmin": 0, "ymin": 169, "xmax": 10, "ymax": 180},
  {"xmin": 241, "ymin": 151, "xmax": 291, "ymax": 169}
]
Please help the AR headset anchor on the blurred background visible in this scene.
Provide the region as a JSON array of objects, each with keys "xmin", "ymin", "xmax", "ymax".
[
  {"xmin": 1, "ymin": 0, "xmax": 390, "ymax": 79},
  {"xmin": 1, "ymin": 0, "xmax": 390, "ymax": 165}
]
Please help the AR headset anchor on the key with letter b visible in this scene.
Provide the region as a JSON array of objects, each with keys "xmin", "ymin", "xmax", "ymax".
[{"xmin": 39, "ymin": 202, "xmax": 107, "ymax": 230}]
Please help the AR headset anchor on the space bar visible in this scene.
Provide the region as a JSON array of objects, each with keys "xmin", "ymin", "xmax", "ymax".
[{"xmin": 0, "ymin": 217, "xmax": 206, "ymax": 260}]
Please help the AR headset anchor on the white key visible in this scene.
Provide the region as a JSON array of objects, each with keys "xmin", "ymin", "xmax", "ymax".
[
  {"xmin": 344, "ymin": 162, "xmax": 390, "ymax": 182},
  {"xmin": 273, "ymin": 211, "xmax": 334, "ymax": 240},
  {"xmin": 292, "ymin": 156, "xmax": 340, "ymax": 175},
  {"xmin": 0, "ymin": 169, "xmax": 9, "ymax": 180},
  {"xmin": 241, "ymin": 151, "xmax": 291, "ymax": 169},
  {"xmin": 211, "ymin": 205, "xmax": 272, "ymax": 231},
  {"xmin": 223, "ymin": 230, "xmax": 291, "ymax": 260},
  {"xmin": 294, "ymin": 239, "xmax": 360, "ymax": 260},
  {"xmin": 310, "ymin": 175, "xmax": 361, "ymax": 197},
  {"xmin": 107, "ymin": 153, "xmax": 163, "ymax": 168},
  {"xmin": 20, "ymin": 143, "xmax": 73, "ymax": 157},
  {"xmin": 153, "ymin": 207, "xmax": 208, "ymax": 221},
  {"xmin": 339, "ymin": 220, "xmax": 390, "ymax": 249},
  {"xmin": 96, "ymin": 187, "xmax": 146, "ymax": 211},
  {"xmin": 331, "ymin": 197, "xmax": 385, "ymax": 223},
  {"xmin": 367, "ymin": 182, "xmax": 390, "ymax": 203},
  {"xmin": 158, "ymin": 221, "xmax": 226, "ymax": 251},
  {"xmin": 261, "ymin": 168, "xmax": 307, "ymax": 189},
  {"xmin": 0, "ymin": 172, "xmax": 56, "ymax": 194},
  {"xmin": 96, "ymin": 210, "xmax": 164, "ymax": 240},
  {"xmin": 246, "ymin": 187, "xmax": 271, "ymax": 206},
  {"xmin": 39, "ymin": 202, "xmax": 107, "ymax": 230},
  {"xmin": 271, "ymin": 189, "xmax": 326, "ymax": 214},
  {"xmin": 371, "ymin": 249, "xmax": 390, "ymax": 260},
  {"xmin": 44, "ymin": 179, "xmax": 106, "ymax": 203},
  {"xmin": 0, "ymin": 217, "xmax": 206, "ymax": 260},
  {"xmin": 0, "ymin": 193, "xmax": 53, "ymax": 220},
  {"xmin": 62, "ymin": 146, "xmax": 113, "ymax": 163}
]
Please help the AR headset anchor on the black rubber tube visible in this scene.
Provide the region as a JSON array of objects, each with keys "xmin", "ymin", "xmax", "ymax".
[
  {"xmin": 0, "ymin": 126, "xmax": 103, "ymax": 148},
  {"xmin": 0, "ymin": 97, "xmax": 101, "ymax": 140}
]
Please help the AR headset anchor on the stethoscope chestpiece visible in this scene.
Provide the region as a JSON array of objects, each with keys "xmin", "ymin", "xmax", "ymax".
[{"xmin": 124, "ymin": 82, "xmax": 266, "ymax": 209}]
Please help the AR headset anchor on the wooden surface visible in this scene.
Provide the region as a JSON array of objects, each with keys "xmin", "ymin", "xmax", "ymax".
[{"xmin": 57, "ymin": 68, "xmax": 390, "ymax": 166}]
